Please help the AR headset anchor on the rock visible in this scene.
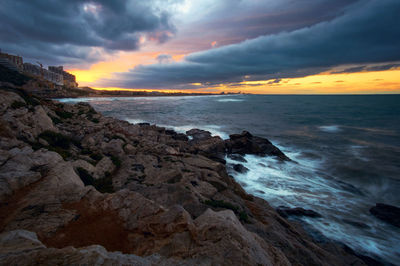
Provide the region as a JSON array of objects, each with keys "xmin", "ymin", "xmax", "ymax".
[
  {"xmin": 227, "ymin": 153, "xmax": 247, "ymax": 162},
  {"xmin": 0, "ymin": 230, "xmax": 172, "ymax": 265},
  {"xmin": 165, "ymin": 146, "xmax": 179, "ymax": 155},
  {"xmin": 123, "ymin": 143, "xmax": 135, "ymax": 154},
  {"xmin": 226, "ymin": 131, "xmax": 290, "ymax": 161},
  {"xmin": 100, "ymin": 139, "xmax": 124, "ymax": 155},
  {"xmin": 193, "ymin": 209, "xmax": 290, "ymax": 265},
  {"xmin": 93, "ymin": 156, "xmax": 115, "ymax": 179},
  {"xmin": 186, "ymin": 128, "xmax": 212, "ymax": 141},
  {"xmin": 233, "ymin": 163, "xmax": 249, "ymax": 173},
  {"xmin": 277, "ymin": 206, "xmax": 322, "ymax": 218},
  {"xmin": 0, "ymin": 89, "xmax": 369, "ymax": 266},
  {"xmin": 370, "ymin": 203, "xmax": 400, "ymax": 228},
  {"xmin": 173, "ymin": 133, "xmax": 189, "ymax": 141}
]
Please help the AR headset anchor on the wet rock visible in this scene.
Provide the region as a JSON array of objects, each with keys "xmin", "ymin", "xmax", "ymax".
[
  {"xmin": 186, "ymin": 128, "xmax": 212, "ymax": 141},
  {"xmin": 225, "ymin": 131, "xmax": 290, "ymax": 161},
  {"xmin": 370, "ymin": 203, "xmax": 400, "ymax": 228},
  {"xmin": 233, "ymin": 164, "xmax": 249, "ymax": 173},
  {"xmin": 173, "ymin": 133, "xmax": 189, "ymax": 141},
  {"xmin": 277, "ymin": 206, "xmax": 322, "ymax": 218},
  {"xmin": 138, "ymin": 122, "xmax": 150, "ymax": 126},
  {"xmin": 227, "ymin": 153, "xmax": 247, "ymax": 162}
]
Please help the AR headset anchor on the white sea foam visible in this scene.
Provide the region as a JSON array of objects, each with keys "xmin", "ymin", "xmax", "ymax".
[
  {"xmin": 126, "ymin": 119, "xmax": 147, "ymax": 125},
  {"xmin": 227, "ymin": 146, "xmax": 400, "ymax": 264},
  {"xmin": 319, "ymin": 125, "xmax": 341, "ymax": 133},
  {"xmin": 217, "ymin": 98, "xmax": 244, "ymax": 102}
]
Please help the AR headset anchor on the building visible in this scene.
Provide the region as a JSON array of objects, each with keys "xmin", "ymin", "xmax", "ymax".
[
  {"xmin": 0, "ymin": 50, "xmax": 76, "ymax": 88},
  {"xmin": 49, "ymin": 66, "xmax": 77, "ymax": 88},
  {"xmin": 23, "ymin": 63, "xmax": 63, "ymax": 86},
  {"xmin": 0, "ymin": 50, "xmax": 24, "ymax": 72}
]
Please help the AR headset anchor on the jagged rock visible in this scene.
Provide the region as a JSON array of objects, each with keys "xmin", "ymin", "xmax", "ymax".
[
  {"xmin": 0, "ymin": 230, "xmax": 171, "ymax": 265},
  {"xmin": 186, "ymin": 129, "xmax": 212, "ymax": 141},
  {"xmin": 225, "ymin": 131, "xmax": 290, "ymax": 161},
  {"xmin": 227, "ymin": 154, "xmax": 247, "ymax": 162},
  {"xmin": 123, "ymin": 143, "xmax": 136, "ymax": 154},
  {"xmin": 233, "ymin": 163, "xmax": 249, "ymax": 173},
  {"xmin": 370, "ymin": 203, "xmax": 400, "ymax": 228},
  {"xmin": 100, "ymin": 139, "xmax": 125, "ymax": 155},
  {"xmin": 93, "ymin": 156, "xmax": 115, "ymax": 179},
  {"xmin": 0, "ymin": 89, "xmax": 369, "ymax": 266},
  {"xmin": 193, "ymin": 209, "xmax": 290, "ymax": 265}
]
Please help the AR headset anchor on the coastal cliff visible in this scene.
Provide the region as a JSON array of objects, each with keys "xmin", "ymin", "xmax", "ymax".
[{"xmin": 0, "ymin": 86, "xmax": 370, "ymax": 265}]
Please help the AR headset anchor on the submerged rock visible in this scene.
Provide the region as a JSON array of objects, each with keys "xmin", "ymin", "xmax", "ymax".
[
  {"xmin": 277, "ymin": 206, "xmax": 322, "ymax": 218},
  {"xmin": 227, "ymin": 154, "xmax": 247, "ymax": 163},
  {"xmin": 370, "ymin": 203, "xmax": 400, "ymax": 228},
  {"xmin": 233, "ymin": 163, "xmax": 249, "ymax": 173}
]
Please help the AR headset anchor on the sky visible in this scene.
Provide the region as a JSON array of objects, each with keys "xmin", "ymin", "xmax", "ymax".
[{"xmin": 1, "ymin": 0, "xmax": 400, "ymax": 94}]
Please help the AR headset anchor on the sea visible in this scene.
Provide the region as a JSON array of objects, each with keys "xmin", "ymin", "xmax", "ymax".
[{"xmin": 60, "ymin": 94, "xmax": 400, "ymax": 264}]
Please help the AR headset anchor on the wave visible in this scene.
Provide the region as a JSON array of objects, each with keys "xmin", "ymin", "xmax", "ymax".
[
  {"xmin": 217, "ymin": 98, "xmax": 244, "ymax": 102},
  {"xmin": 226, "ymin": 146, "xmax": 400, "ymax": 264},
  {"xmin": 319, "ymin": 125, "xmax": 341, "ymax": 133}
]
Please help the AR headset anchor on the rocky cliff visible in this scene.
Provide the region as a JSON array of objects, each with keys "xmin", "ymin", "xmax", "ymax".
[{"xmin": 0, "ymin": 87, "xmax": 369, "ymax": 265}]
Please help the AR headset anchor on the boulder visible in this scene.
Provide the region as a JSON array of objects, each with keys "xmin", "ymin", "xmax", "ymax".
[
  {"xmin": 233, "ymin": 164, "xmax": 249, "ymax": 173},
  {"xmin": 370, "ymin": 203, "xmax": 400, "ymax": 228},
  {"xmin": 186, "ymin": 128, "xmax": 212, "ymax": 141},
  {"xmin": 225, "ymin": 131, "xmax": 290, "ymax": 161},
  {"xmin": 227, "ymin": 154, "xmax": 247, "ymax": 162}
]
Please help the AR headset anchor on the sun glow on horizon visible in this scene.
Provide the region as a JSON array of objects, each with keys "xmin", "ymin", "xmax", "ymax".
[{"xmin": 74, "ymin": 67, "xmax": 400, "ymax": 94}]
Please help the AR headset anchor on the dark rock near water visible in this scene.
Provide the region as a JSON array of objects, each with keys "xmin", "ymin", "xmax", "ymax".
[
  {"xmin": 225, "ymin": 131, "xmax": 290, "ymax": 161},
  {"xmin": 277, "ymin": 206, "xmax": 322, "ymax": 218},
  {"xmin": 370, "ymin": 203, "xmax": 400, "ymax": 228},
  {"xmin": 138, "ymin": 122, "xmax": 150, "ymax": 126},
  {"xmin": 186, "ymin": 128, "xmax": 212, "ymax": 141},
  {"xmin": 233, "ymin": 164, "xmax": 249, "ymax": 173},
  {"xmin": 227, "ymin": 154, "xmax": 247, "ymax": 163},
  {"xmin": 164, "ymin": 129, "xmax": 189, "ymax": 141}
]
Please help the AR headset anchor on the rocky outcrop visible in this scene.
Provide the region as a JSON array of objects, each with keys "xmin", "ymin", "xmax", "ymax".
[
  {"xmin": 370, "ymin": 203, "xmax": 400, "ymax": 228},
  {"xmin": 0, "ymin": 87, "xmax": 368, "ymax": 265},
  {"xmin": 226, "ymin": 131, "xmax": 290, "ymax": 161}
]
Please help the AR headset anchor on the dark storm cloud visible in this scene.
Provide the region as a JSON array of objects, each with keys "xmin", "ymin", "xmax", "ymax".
[
  {"xmin": 332, "ymin": 63, "xmax": 400, "ymax": 74},
  {"xmin": 156, "ymin": 54, "xmax": 173, "ymax": 64},
  {"xmin": 105, "ymin": 0, "xmax": 400, "ymax": 89},
  {"xmin": 0, "ymin": 0, "xmax": 175, "ymax": 65},
  {"xmin": 189, "ymin": 0, "xmax": 359, "ymax": 47}
]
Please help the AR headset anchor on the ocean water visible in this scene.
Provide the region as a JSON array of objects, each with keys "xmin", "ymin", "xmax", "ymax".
[{"xmin": 60, "ymin": 94, "xmax": 400, "ymax": 264}]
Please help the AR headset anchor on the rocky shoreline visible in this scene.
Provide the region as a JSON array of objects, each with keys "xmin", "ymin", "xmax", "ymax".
[{"xmin": 0, "ymin": 86, "xmax": 381, "ymax": 265}]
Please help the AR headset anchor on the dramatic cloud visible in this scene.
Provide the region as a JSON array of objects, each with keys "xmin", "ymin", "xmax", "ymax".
[
  {"xmin": 0, "ymin": 0, "xmax": 176, "ymax": 66},
  {"xmin": 156, "ymin": 54, "xmax": 173, "ymax": 64},
  {"xmin": 332, "ymin": 64, "xmax": 400, "ymax": 74},
  {"xmin": 104, "ymin": 0, "xmax": 400, "ymax": 89}
]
